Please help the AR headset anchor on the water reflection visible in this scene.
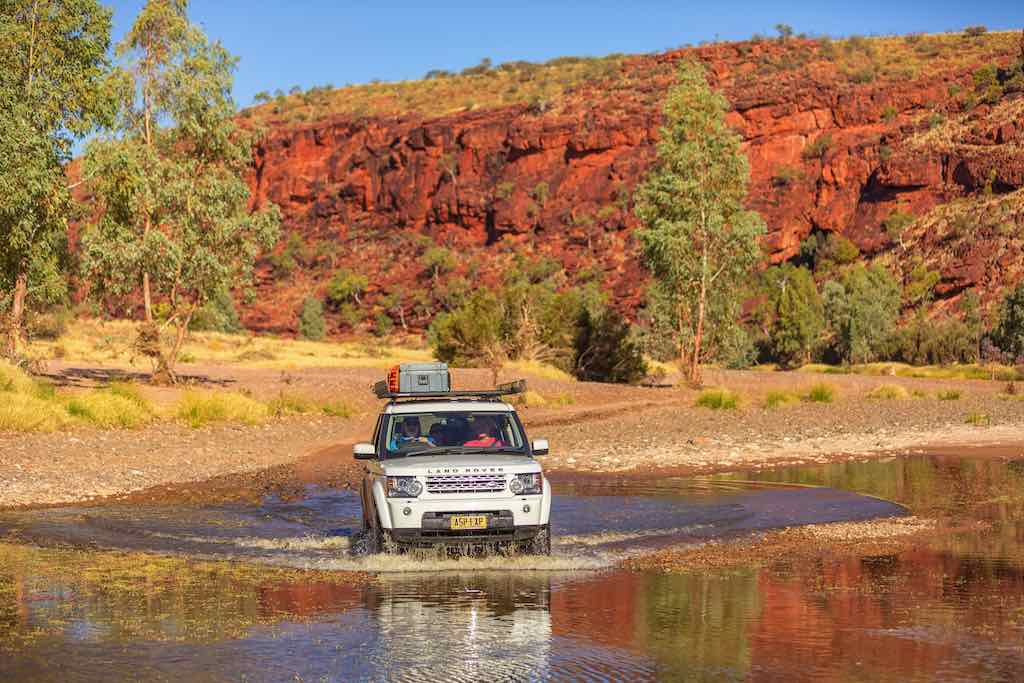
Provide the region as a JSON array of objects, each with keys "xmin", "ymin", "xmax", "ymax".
[{"xmin": 0, "ymin": 453, "xmax": 1022, "ymax": 681}]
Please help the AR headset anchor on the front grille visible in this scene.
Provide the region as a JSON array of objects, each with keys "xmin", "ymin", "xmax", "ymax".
[{"xmin": 425, "ymin": 474, "xmax": 506, "ymax": 494}]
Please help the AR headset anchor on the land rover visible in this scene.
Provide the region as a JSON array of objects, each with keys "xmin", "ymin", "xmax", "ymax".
[{"xmin": 354, "ymin": 363, "xmax": 551, "ymax": 555}]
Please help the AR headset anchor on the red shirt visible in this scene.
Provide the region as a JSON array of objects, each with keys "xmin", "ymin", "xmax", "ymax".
[{"xmin": 463, "ymin": 435, "xmax": 503, "ymax": 447}]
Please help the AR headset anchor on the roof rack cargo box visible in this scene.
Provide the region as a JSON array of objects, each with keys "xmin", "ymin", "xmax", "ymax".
[{"xmin": 388, "ymin": 362, "xmax": 451, "ymax": 394}]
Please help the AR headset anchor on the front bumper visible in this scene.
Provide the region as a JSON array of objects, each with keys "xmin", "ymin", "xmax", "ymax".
[{"xmin": 390, "ymin": 510, "xmax": 542, "ymax": 545}]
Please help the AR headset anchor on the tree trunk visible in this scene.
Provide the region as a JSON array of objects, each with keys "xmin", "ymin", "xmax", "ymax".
[
  {"xmin": 690, "ymin": 278, "xmax": 706, "ymax": 386},
  {"xmin": 5, "ymin": 267, "xmax": 28, "ymax": 359},
  {"xmin": 141, "ymin": 83, "xmax": 154, "ymax": 323},
  {"xmin": 142, "ymin": 269, "xmax": 153, "ymax": 322}
]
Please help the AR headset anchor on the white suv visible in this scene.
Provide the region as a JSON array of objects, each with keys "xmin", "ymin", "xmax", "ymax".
[{"xmin": 353, "ymin": 364, "xmax": 551, "ymax": 555}]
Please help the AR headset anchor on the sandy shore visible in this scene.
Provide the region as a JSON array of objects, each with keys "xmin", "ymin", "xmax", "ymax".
[{"xmin": 3, "ymin": 363, "xmax": 1024, "ymax": 508}]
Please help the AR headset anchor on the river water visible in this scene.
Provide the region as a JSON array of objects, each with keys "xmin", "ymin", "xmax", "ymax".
[{"xmin": 0, "ymin": 452, "xmax": 1022, "ymax": 681}]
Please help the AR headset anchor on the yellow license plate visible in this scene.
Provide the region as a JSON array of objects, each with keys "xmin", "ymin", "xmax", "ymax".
[{"xmin": 450, "ymin": 515, "xmax": 488, "ymax": 530}]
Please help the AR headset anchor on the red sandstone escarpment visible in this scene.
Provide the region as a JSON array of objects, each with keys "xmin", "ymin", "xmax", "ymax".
[{"xmin": 244, "ymin": 36, "xmax": 1024, "ymax": 333}]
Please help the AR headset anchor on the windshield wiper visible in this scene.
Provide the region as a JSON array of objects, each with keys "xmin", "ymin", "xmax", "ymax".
[{"xmin": 402, "ymin": 446, "xmax": 467, "ymax": 457}]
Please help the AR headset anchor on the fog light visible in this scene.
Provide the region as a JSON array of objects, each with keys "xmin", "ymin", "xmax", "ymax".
[
  {"xmin": 403, "ymin": 507, "xmax": 412, "ymax": 516},
  {"xmin": 522, "ymin": 504, "xmax": 531, "ymax": 513}
]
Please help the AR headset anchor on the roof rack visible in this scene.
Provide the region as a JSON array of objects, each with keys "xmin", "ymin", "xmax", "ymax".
[{"xmin": 373, "ymin": 379, "xmax": 527, "ymax": 401}]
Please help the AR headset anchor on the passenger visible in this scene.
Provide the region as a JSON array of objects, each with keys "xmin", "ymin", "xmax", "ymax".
[
  {"xmin": 463, "ymin": 416, "xmax": 504, "ymax": 448},
  {"xmin": 428, "ymin": 422, "xmax": 447, "ymax": 446},
  {"xmin": 390, "ymin": 416, "xmax": 435, "ymax": 450}
]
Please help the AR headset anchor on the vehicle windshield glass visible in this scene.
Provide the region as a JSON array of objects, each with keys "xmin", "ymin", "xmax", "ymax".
[{"xmin": 383, "ymin": 411, "xmax": 525, "ymax": 458}]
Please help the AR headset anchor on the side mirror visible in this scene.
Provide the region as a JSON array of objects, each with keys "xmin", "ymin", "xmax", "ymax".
[
  {"xmin": 353, "ymin": 442, "xmax": 376, "ymax": 460},
  {"xmin": 531, "ymin": 439, "xmax": 549, "ymax": 456}
]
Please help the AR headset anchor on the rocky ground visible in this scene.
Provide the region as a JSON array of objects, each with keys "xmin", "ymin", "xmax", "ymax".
[{"xmin": 3, "ymin": 362, "xmax": 1024, "ymax": 508}]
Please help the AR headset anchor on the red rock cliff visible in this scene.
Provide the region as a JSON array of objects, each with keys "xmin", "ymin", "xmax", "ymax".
[{"xmin": 244, "ymin": 36, "xmax": 1024, "ymax": 333}]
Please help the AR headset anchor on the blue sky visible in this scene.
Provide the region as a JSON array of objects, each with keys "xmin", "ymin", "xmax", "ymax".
[{"xmin": 106, "ymin": 1, "xmax": 1024, "ymax": 108}]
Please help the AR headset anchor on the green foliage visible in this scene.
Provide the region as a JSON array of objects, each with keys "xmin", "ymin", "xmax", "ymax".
[
  {"xmin": 804, "ymin": 382, "xmax": 835, "ymax": 403},
  {"xmin": 764, "ymin": 390, "xmax": 799, "ymax": 409},
  {"xmin": 866, "ymin": 383, "xmax": 909, "ymax": 400},
  {"xmin": 774, "ymin": 24, "xmax": 794, "ymax": 40},
  {"xmin": 972, "ymin": 64, "xmax": 1003, "ymax": 104},
  {"xmin": 880, "ymin": 105, "xmax": 897, "ymax": 122},
  {"xmin": 904, "ymin": 262, "xmax": 941, "ymax": 305},
  {"xmin": 495, "ymin": 181, "xmax": 515, "ymax": 199},
  {"xmin": 822, "ymin": 263, "xmax": 901, "ymax": 364},
  {"xmin": 937, "ymin": 389, "xmax": 961, "ymax": 401},
  {"xmin": 964, "ymin": 411, "xmax": 990, "ymax": 426},
  {"xmin": 573, "ymin": 305, "xmax": 647, "ymax": 384},
  {"xmin": 897, "ymin": 311, "xmax": 974, "ymax": 365},
  {"xmin": 634, "ymin": 61, "xmax": 765, "ymax": 382},
  {"xmin": 802, "ymin": 133, "xmax": 833, "ymax": 159},
  {"xmin": 373, "ymin": 311, "xmax": 395, "ymax": 337},
  {"xmin": 189, "ymin": 286, "xmax": 241, "ymax": 333},
  {"xmin": 428, "ymin": 289, "xmax": 504, "ymax": 366},
  {"xmin": 81, "ymin": 0, "xmax": 281, "ymax": 378},
  {"xmin": 695, "ymin": 388, "xmax": 740, "ymax": 410},
  {"xmin": 0, "ymin": 0, "xmax": 115, "ymax": 356},
  {"xmin": 991, "ymin": 281, "xmax": 1024, "ymax": 359},
  {"xmin": 802, "ymin": 232, "xmax": 860, "ymax": 273},
  {"xmin": 883, "ymin": 210, "xmax": 915, "ymax": 246},
  {"xmin": 297, "ymin": 297, "xmax": 326, "ymax": 341},
  {"xmin": 531, "ymin": 181, "xmax": 550, "ymax": 205},
  {"xmin": 420, "ymin": 247, "xmax": 456, "ymax": 279},
  {"xmin": 325, "ymin": 268, "xmax": 368, "ymax": 307},
  {"xmin": 766, "ymin": 265, "xmax": 824, "ymax": 368}
]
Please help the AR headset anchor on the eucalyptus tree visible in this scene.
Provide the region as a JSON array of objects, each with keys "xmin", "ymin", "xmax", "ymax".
[
  {"xmin": 81, "ymin": 0, "xmax": 280, "ymax": 382},
  {"xmin": 635, "ymin": 60, "xmax": 765, "ymax": 385},
  {"xmin": 0, "ymin": 0, "xmax": 113, "ymax": 358}
]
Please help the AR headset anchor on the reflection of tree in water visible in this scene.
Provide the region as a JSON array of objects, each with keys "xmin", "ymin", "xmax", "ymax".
[
  {"xmin": 0, "ymin": 543, "xmax": 365, "ymax": 645},
  {"xmin": 725, "ymin": 454, "xmax": 1024, "ymax": 524},
  {"xmin": 641, "ymin": 571, "xmax": 761, "ymax": 681}
]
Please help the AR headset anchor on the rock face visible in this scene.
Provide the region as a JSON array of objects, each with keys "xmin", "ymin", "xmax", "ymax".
[{"xmin": 244, "ymin": 38, "xmax": 1024, "ymax": 333}]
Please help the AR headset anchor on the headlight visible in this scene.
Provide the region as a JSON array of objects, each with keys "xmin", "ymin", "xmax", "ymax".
[
  {"xmin": 510, "ymin": 473, "xmax": 542, "ymax": 495},
  {"xmin": 386, "ymin": 476, "xmax": 423, "ymax": 498}
]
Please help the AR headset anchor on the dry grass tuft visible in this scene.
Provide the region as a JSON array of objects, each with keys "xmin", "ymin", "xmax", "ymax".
[
  {"xmin": 695, "ymin": 388, "xmax": 741, "ymax": 410},
  {"xmin": 175, "ymin": 391, "xmax": 269, "ymax": 428},
  {"xmin": 763, "ymin": 390, "xmax": 800, "ymax": 409},
  {"xmin": 803, "ymin": 383, "xmax": 836, "ymax": 403},
  {"xmin": 866, "ymin": 384, "xmax": 910, "ymax": 400}
]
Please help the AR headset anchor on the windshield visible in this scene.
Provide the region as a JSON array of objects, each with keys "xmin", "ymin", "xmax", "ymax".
[{"xmin": 382, "ymin": 411, "xmax": 526, "ymax": 458}]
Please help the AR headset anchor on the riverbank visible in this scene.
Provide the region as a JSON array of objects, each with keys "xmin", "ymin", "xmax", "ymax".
[{"xmin": 3, "ymin": 358, "xmax": 1024, "ymax": 508}]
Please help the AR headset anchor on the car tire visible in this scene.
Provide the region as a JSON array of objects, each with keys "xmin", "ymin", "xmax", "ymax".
[{"xmin": 529, "ymin": 525, "xmax": 551, "ymax": 556}]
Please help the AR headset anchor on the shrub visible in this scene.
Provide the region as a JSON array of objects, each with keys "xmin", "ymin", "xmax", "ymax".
[
  {"xmin": 771, "ymin": 165, "xmax": 801, "ymax": 188},
  {"xmin": 573, "ymin": 306, "xmax": 648, "ymax": 384},
  {"xmin": 937, "ymin": 389, "xmax": 962, "ymax": 401},
  {"xmin": 0, "ymin": 393, "xmax": 68, "ymax": 432},
  {"xmin": 964, "ymin": 25, "xmax": 988, "ymax": 37},
  {"xmin": 991, "ymin": 282, "xmax": 1024, "ymax": 358},
  {"xmin": 802, "ymin": 133, "xmax": 833, "ymax": 159},
  {"xmin": 421, "ymin": 247, "xmax": 457, "ymax": 279},
  {"xmin": 764, "ymin": 390, "xmax": 799, "ymax": 409},
  {"xmin": 325, "ymin": 269, "xmax": 368, "ymax": 308},
  {"xmin": 190, "ymin": 287, "xmax": 242, "ymax": 333},
  {"xmin": 175, "ymin": 391, "xmax": 269, "ymax": 428},
  {"xmin": 65, "ymin": 390, "xmax": 154, "ymax": 429},
  {"xmin": 804, "ymin": 383, "xmax": 835, "ymax": 403},
  {"xmin": 28, "ymin": 308, "xmax": 71, "ymax": 340},
  {"xmin": 373, "ymin": 312, "xmax": 395, "ymax": 337},
  {"xmin": 298, "ymin": 298, "xmax": 327, "ymax": 341},
  {"xmin": 965, "ymin": 411, "xmax": 990, "ymax": 426},
  {"xmin": 866, "ymin": 384, "xmax": 909, "ymax": 400},
  {"xmin": 883, "ymin": 210, "xmax": 915, "ymax": 246},
  {"xmin": 695, "ymin": 388, "xmax": 740, "ymax": 410},
  {"xmin": 531, "ymin": 181, "xmax": 550, "ymax": 205}
]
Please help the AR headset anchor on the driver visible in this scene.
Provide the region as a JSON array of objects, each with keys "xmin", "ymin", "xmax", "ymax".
[
  {"xmin": 463, "ymin": 416, "xmax": 504, "ymax": 448},
  {"xmin": 389, "ymin": 416, "xmax": 435, "ymax": 449}
]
